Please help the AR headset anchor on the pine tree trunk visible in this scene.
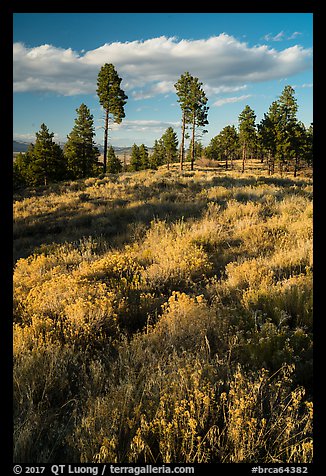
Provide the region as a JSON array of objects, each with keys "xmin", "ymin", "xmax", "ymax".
[
  {"xmin": 279, "ymin": 156, "xmax": 284, "ymax": 177},
  {"xmin": 242, "ymin": 144, "xmax": 246, "ymax": 173},
  {"xmin": 82, "ymin": 144, "xmax": 86, "ymax": 177},
  {"xmin": 180, "ymin": 113, "xmax": 185, "ymax": 171},
  {"xmin": 267, "ymin": 150, "xmax": 271, "ymax": 175},
  {"xmin": 191, "ymin": 113, "xmax": 195, "ymax": 171},
  {"xmin": 294, "ymin": 156, "xmax": 299, "ymax": 177},
  {"xmin": 103, "ymin": 109, "xmax": 109, "ymax": 174}
]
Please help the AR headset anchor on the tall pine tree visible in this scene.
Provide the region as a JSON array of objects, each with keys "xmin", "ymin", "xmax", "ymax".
[
  {"xmin": 16, "ymin": 124, "xmax": 66, "ymax": 186},
  {"xmin": 258, "ymin": 101, "xmax": 280, "ymax": 175},
  {"xmin": 238, "ymin": 105, "xmax": 257, "ymax": 173},
  {"xmin": 304, "ymin": 123, "xmax": 313, "ymax": 168},
  {"xmin": 139, "ymin": 144, "xmax": 150, "ymax": 170},
  {"xmin": 161, "ymin": 127, "xmax": 178, "ymax": 170},
  {"xmin": 174, "ymin": 72, "xmax": 193, "ymax": 171},
  {"xmin": 106, "ymin": 146, "xmax": 122, "ymax": 173},
  {"xmin": 188, "ymin": 77, "xmax": 209, "ymax": 171},
  {"xmin": 258, "ymin": 86, "xmax": 305, "ymax": 176},
  {"xmin": 64, "ymin": 103, "xmax": 99, "ymax": 179},
  {"xmin": 129, "ymin": 144, "xmax": 142, "ymax": 171},
  {"xmin": 276, "ymin": 85, "xmax": 299, "ymax": 175},
  {"xmin": 217, "ymin": 125, "xmax": 239, "ymax": 170},
  {"xmin": 97, "ymin": 64, "xmax": 127, "ymax": 173},
  {"xmin": 150, "ymin": 139, "xmax": 165, "ymax": 169},
  {"xmin": 175, "ymin": 72, "xmax": 208, "ymax": 171}
]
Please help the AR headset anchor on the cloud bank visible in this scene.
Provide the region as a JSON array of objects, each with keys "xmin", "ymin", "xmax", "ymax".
[{"xmin": 13, "ymin": 34, "xmax": 312, "ymax": 98}]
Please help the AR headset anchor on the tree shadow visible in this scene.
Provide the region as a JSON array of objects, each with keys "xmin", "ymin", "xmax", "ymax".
[
  {"xmin": 13, "ymin": 171, "xmax": 312, "ymax": 262},
  {"xmin": 13, "ymin": 198, "xmax": 207, "ymax": 262}
]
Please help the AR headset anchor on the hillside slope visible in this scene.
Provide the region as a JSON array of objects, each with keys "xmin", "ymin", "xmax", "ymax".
[{"xmin": 13, "ymin": 162, "xmax": 313, "ymax": 463}]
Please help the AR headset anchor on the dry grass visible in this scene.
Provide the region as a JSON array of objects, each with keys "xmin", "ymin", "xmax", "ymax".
[{"xmin": 13, "ymin": 159, "xmax": 313, "ymax": 463}]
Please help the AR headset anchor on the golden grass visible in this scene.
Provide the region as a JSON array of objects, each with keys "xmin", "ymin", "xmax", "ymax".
[{"xmin": 13, "ymin": 160, "xmax": 313, "ymax": 463}]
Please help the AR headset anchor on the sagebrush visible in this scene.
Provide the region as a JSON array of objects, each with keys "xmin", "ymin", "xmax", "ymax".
[{"xmin": 13, "ymin": 161, "xmax": 313, "ymax": 463}]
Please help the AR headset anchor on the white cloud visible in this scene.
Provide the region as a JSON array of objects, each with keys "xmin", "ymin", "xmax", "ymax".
[
  {"xmin": 204, "ymin": 84, "xmax": 248, "ymax": 95},
  {"xmin": 264, "ymin": 31, "xmax": 285, "ymax": 42},
  {"xmin": 132, "ymin": 81, "xmax": 175, "ymax": 100},
  {"xmin": 288, "ymin": 31, "xmax": 302, "ymax": 40},
  {"xmin": 213, "ymin": 95, "xmax": 252, "ymax": 107},
  {"xmin": 13, "ymin": 35, "xmax": 312, "ymax": 97},
  {"xmin": 291, "ymin": 82, "xmax": 313, "ymax": 90},
  {"xmin": 13, "ymin": 133, "xmax": 36, "ymax": 142},
  {"xmin": 110, "ymin": 119, "xmax": 180, "ymax": 133},
  {"xmin": 263, "ymin": 31, "xmax": 303, "ymax": 42},
  {"xmin": 13, "ymin": 131, "xmax": 62, "ymax": 143}
]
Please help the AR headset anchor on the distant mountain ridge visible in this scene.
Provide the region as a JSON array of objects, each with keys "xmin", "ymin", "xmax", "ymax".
[
  {"xmin": 13, "ymin": 140, "xmax": 30, "ymax": 152},
  {"xmin": 13, "ymin": 140, "xmax": 152, "ymax": 155}
]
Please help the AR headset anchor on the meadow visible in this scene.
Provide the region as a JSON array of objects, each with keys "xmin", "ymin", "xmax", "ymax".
[{"xmin": 13, "ymin": 159, "xmax": 313, "ymax": 463}]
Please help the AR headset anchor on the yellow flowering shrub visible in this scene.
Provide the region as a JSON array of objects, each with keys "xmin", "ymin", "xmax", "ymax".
[
  {"xmin": 128, "ymin": 361, "xmax": 218, "ymax": 463},
  {"xmin": 13, "ymin": 339, "xmax": 81, "ymax": 462},
  {"xmin": 139, "ymin": 220, "xmax": 212, "ymax": 289},
  {"xmin": 150, "ymin": 292, "xmax": 214, "ymax": 352},
  {"xmin": 242, "ymin": 272, "xmax": 313, "ymax": 328},
  {"xmin": 16, "ymin": 273, "xmax": 118, "ymax": 344},
  {"xmin": 215, "ymin": 365, "xmax": 313, "ymax": 463},
  {"xmin": 13, "ymin": 163, "xmax": 313, "ymax": 464},
  {"xmin": 225, "ymin": 258, "xmax": 275, "ymax": 290},
  {"xmin": 75, "ymin": 356, "xmax": 312, "ymax": 464},
  {"xmin": 79, "ymin": 247, "xmax": 144, "ymax": 290}
]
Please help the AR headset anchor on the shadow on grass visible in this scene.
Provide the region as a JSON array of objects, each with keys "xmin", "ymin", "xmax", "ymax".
[
  {"xmin": 13, "ymin": 171, "xmax": 312, "ymax": 262},
  {"xmin": 13, "ymin": 199, "xmax": 207, "ymax": 262}
]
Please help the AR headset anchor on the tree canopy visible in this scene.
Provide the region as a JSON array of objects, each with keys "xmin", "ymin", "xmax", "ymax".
[
  {"xmin": 14, "ymin": 81, "xmax": 312, "ymax": 191},
  {"xmin": 14, "ymin": 123, "xmax": 66, "ymax": 187},
  {"xmin": 238, "ymin": 105, "xmax": 257, "ymax": 173},
  {"xmin": 174, "ymin": 72, "xmax": 209, "ymax": 170},
  {"xmin": 106, "ymin": 146, "xmax": 123, "ymax": 174},
  {"xmin": 64, "ymin": 103, "xmax": 100, "ymax": 179},
  {"xmin": 97, "ymin": 63, "xmax": 128, "ymax": 173}
]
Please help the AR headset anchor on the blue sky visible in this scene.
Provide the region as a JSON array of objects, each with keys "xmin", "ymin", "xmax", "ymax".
[{"xmin": 13, "ymin": 13, "xmax": 313, "ymax": 148}]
